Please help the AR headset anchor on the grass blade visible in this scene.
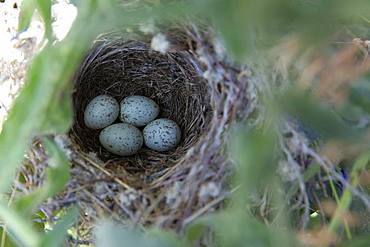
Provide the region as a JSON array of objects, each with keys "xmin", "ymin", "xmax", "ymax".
[{"xmin": 0, "ymin": 204, "xmax": 40, "ymax": 247}]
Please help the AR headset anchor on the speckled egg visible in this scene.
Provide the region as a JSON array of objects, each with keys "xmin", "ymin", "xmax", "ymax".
[
  {"xmin": 84, "ymin": 95, "xmax": 119, "ymax": 129},
  {"xmin": 143, "ymin": 118, "xmax": 181, "ymax": 152},
  {"xmin": 99, "ymin": 123, "xmax": 143, "ymax": 156},
  {"xmin": 120, "ymin": 95, "xmax": 160, "ymax": 127}
]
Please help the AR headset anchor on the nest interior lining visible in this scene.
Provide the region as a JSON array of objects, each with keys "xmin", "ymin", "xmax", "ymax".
[{"xmin": 70, "ymin": 40, "xmax": 212, "ymax": 179}]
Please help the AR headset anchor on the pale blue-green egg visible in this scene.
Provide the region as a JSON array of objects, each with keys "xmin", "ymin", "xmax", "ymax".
[
  {"xmin": 84, "ymin": 95, "xmax": 119, "ymax": 129},
  {"xmin": 120, "ymin": 95, "xmax": 159, "ymax": 127},
  {"xmin": 99, "ymin": 123, "xmax": 143, "ymax": 156},
  {"xmin": 143, "ymin": 118, "xmax": 181, "ymax": 152}
]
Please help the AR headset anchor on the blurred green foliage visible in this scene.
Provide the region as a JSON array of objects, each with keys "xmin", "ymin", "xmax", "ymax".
[
  {"xmin": 279, "ymin": 90, "xmax": 363, "ymax": 140},
  {"xmin": 1, "ymin": 0, "xmax": 370, "ymax": 246},
  {"xmin": 40, "ymin": 207, "xmax": 78, "ymax": 247},
  {"xmin": 19, "ymin": 0, "xmax": 52, "ymax": 39},
  {"xmin": 14, "ymin": 138, "xmax": 70, "ymax": 214},
  {"xmin": 350, "ymin": 79, "xmax": 370, "ymax": 115}
]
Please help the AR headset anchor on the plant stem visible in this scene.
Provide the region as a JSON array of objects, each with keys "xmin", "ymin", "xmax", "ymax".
[{"xmin": 328, "ymin": 152, "xmax": 370, "ymax": 237}]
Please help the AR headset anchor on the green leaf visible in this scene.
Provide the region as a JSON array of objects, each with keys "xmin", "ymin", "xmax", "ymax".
[
  {"xmin": 42, "ymin": 137, "xmax": 71, "ymax": 196},
  {"xmin": 146, "ymin": 229, "xmax": 183, "ymax": 247},
  {"xmin": 197, "ymin": 0, "xmax": 330, "ymax": 61},
  {"xmin": 40, "ymin": 207, "xmax": 79, "ymax": 247},
  {"xmin": 197, "ymin": 0, "xmax": 370, "ymax": 61},
  {"xmin": 0, "ymin": 227, "xmax": 18, "ymax": 247},
  {"xmin": 14, "ymin": 193, "xmax": 41, "ymax": 217},
  {"xmin": 18, "ymin": 0, "xmax": 36, "ymax": 32},
  {"xmin": 184, "ymin": 221, "xmax": 207, "ymax": 244},
  {"xmin": 41, "ymin": 92, "xmax": 73, "ymax": 134},
  {"xmin": 279, "ymin": 90, "xmax": 361, "ymax": 140},
  {"xmin": 95, "ymin": 221, "xmax": 183, "ymax": 247},
  {"xmin": 303, "ymin": 163, "xmax": 320, "ymax": 182},
  {"xmin": 329, "ymin": 151, "xmax": 370, "ymax": 234},
  {"xmin": 14, "ymin": 138, "xmax": 70, "ymax": 215},
  {"xmin": 202, "ymin": 0, "xmax": 255, "ymax": 61},
  {"xmin": 95, "ymin": 221, "xmax": 149, "ymax": 247},
  {"xmin": 212, "ymin": 210, "xmax": 296, "ymax": 247},
  {"xmin": 32, "ymin": 211, "xmax": 47, "ymax": 232},
  {"xmin": 0, "ymin": 203, "xmax": 40, "ymax": 247},
  {"xmin": 227, "ymin": 128, "xmax": 297, "ymax": 246},
  {"xmin": 352, "ymin": 151, "xmax": 370, "ymax": 174},
  {"xmin": 0, "ymin": 51, "xmax": 51, "ymax": 193},
  {"xmin": 35, "ymin": 0, "xmax": 52, "ymax": 39},
  {"xmin": 337, "ymin": 235, "xmax": 370, "ymax": 247},
  {"xmin": 231, "ymin": 128, "xmax": 276, "ymax": 199},
  {"xmin": 349, "ymin": 82, "xmax": 370, "ymax": 114}
]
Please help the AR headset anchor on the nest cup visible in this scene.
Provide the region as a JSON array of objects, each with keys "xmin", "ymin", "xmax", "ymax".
[{"xmin": 70, "ymin": 38, "xmax": 212, "ymax": 181}]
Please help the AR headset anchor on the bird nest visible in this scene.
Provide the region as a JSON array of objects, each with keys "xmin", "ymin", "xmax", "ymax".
[
  {"xmin": 70, "ymin": 38, "xmax": 212, "ymax": 180},
  {"xmin": 20, "ymin": 26, "xmax": 254, "ymax": 242}
]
